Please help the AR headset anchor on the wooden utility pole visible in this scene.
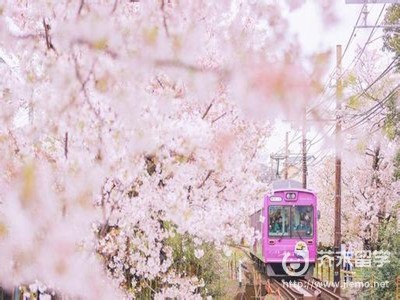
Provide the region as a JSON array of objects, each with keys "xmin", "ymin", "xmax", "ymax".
[
  {"xmin": 302, "ymin": 108, "xmax": 307, "ymax": 189},
  {"xmin": 284, "ymin": 132, "xmax": 289, "ymax": 180},
  {"xmin": 334, "ymin": 44, "xmax": 343, "ymax": 290}
]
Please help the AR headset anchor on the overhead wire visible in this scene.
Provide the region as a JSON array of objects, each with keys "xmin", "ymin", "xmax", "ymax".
[
  {"xmin": 308, "ymin": 4, "xmax": 386, "ymax": 119},
  {"xmin": 308, "ymin": 4, "xmax": 391, "ymax": 168},
  {"xmin": 344, "ymin": 54, "xmax": 400, "ymax": 118},
  {"xmin": 306, "ymin": 4, "xmax": 366, "ymax": 116},
  {"xmin": 276, "ymin": 5, "xmax": 389, "ymax": 171},
  {"xmin": 344, "ymin": 83, "xmax": 400, "ymax": 131},
  {"xmin": 339, "ymin": 4, "xmax": 387, "ymax": 81}
]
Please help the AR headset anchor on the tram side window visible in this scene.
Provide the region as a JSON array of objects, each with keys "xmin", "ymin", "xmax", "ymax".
[
  {"xmin": 268, "ymin": 206, "xmax": 290, "ymax": 236},
  {"xmin": 292, "ymin": 206, "xmax": 313, "ymax": 237}
]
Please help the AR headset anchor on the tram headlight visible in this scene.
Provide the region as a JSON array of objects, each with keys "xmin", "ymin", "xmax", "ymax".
[{"xmin": 285, "ymin": 192, "xmax": 297, "ymax": 200}]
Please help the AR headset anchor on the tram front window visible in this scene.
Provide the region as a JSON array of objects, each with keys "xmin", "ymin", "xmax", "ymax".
[
  {"xmin": 268, "ymin": 206, "xmax": 290, "ymax": 237},
  {"xmin": 292, "ymin": 206, "xmax": 313, "ymax": 237}
]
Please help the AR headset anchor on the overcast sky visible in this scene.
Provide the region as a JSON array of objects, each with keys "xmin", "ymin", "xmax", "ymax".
[{"xmin": 289, "ymin": 1, "xmax": 386, "ymax": 62}]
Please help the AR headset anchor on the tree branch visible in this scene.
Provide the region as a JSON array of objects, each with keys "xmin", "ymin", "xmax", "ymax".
[
  {"xmin": 211, "ymin": 112, "xmax": 227, "ymax": 124},
  {"xmin": 72, "ymin": 54, "xmax": 102, "ymax": 120},
  {"xmin": 78, "ymin": 0, "xmax": 85, "ymax": 16},
  {"xmin": 156, "ymin": 76, "xmax": 165, "ymax": 89},
  {"xmin": 198, "ymin": 170, "xmax": 213, "ymax": 188},
  {"xmin": 64, "ymin": 131, "xmax": 68, "ymax": 159},
  {"xmin": 202, "ymin": 101, "xmax": 213, "ymax": 119},
  {"xmin": 42, "ymin": 18, "xmax": 57, "ymax": 53},
  {"xmin": 111, "ymin": 0, "xmax": 118, "ymax": 14},
  {"xmin": 218, "ymin": 186, "xmax": 227, "ymax": 194},
  {"xmin": 8, "ymin": 129, "xmax": 20, "ymax": 155},
  {"xmin": 74, "ymin": 38, "xmax": 118, "ymax": 59},
  {"xmin": 160, "ymin": 0, "xmax": 170, "ymax": 38},
  {"xmin": 155, "ymin": 59, "xmax": 226, "ymax": 75}
]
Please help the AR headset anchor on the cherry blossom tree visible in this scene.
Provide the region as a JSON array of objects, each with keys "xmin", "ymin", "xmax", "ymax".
[
  {"xmin": 310, "ymin": 50, "xmax": 400, "ymax": 250},
  {"xmin": 309, "ymin": 156, "xmax": 335, "ymax": 247},
  {"xmin": 0, "ymin": 0, "xmax": 327, "ymax": 298},
  {"xmin": 341, "ymin": 50, "xmax": 400, "ymax": 249}
]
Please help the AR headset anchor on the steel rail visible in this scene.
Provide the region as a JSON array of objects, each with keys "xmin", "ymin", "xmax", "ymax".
[
  {"xmin": 270, "ymin": 278, "xmax": 305, "ymax": 300},
  {"xmin": 300, "ymin": 278, "xmax": 344, "ymax": 300}
]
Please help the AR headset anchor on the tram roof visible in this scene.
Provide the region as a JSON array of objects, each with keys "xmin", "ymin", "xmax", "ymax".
[{"xmin": 272, "ymin": 180, "xmax": 315, "ymax": 194}]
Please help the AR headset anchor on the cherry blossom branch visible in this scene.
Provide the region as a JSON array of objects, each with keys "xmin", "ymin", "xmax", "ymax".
[
  {"xmin": 155, "ymin": 59, "xmax": 226, "ymax": 75},
  {"xmin": 78, "ymin": 0, "xmax": 85, "ymax": 16},
  {"xmin": 252, "ymin": 136, "xmax": 267, "ymax": 161},
  {"xmin": 211, "ymin": 112, "xmax": 227, "ymax": 124},
  {"xmin": 231, "ymin": 115, "xmax": 239, "ymax": 124},
  {"xmin": 365, "ymin": 148, "xmax": 375, "ymax": 156},
  {"xmin": 74, "ymin": 39, "xmax": 118, "ymax": 59},
  {"xmin": 13, "ymin": 33, "xmax": 45, "ymax": 40},
  {"xmin": 217, "ymin": 186, "xmax": 226, "ymax": 194},
  {"xmin": 160, "ymin": 0, "xmax": 170, "ymax": 38},
  {"xmin": 64, "ymin": 132, "xmax": 68, "ymax": 159},
  {"xmin": 197, "ymin": 170, "xmax": 213, "ymax": 188},
  {"xmin": 369, "ymin": 116, "xmax": 386, "ymax": 133},
  {"xmin": 8, "ymin": 129, "xmax": 20, "ymax": 155},
  {"xmin": 42, "ymin": 18, "xmax": 57, "ymax": 53},
  {"xmin": 202, "ymin": 101, "xmax": 213, "ymax": 119},
  {"xmin": 156, "ymin": 76, "xmax": 165, "ymax": 89},
  {"xmin": 72, "ymin": 53, "xmax": 102, "ymax": 120},
  {"xmin": 111, "ymin": 0, "xmax": 119, "ymax": 15},
  {"xmin": 99, "ymin": 180, "xmax": 117, "ymax": 237},
  {"xmin": 72, "ymin": 54, "xmax": 105, "ymax": 162}
]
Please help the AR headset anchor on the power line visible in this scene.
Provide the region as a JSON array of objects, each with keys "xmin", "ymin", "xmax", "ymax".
[
  {"xmin": 340, "ymin": 4, "xmax": 386, "ymax": 76},
  {"xmin": 344, "ymin": 54, "xmax": 400, "ymax": 118},
  {"xmin": 343, "ymin": 3, "xmax": 367, "ymax": 59},
  {"xmin": 287, "ymin": 5, "xmax": 392, "ymax": 170},
  {"xmin": 344, "ymin": 82, "xmax": 400, "ymax": 131},
  {"xmin": 306, "ymin": 4, "xmax": 384, "ymax": 120},
  {"xmin": 308, "ymin": 124, "xmax": 336, "ymax": 149},
  {"xmin": 307, "ymin": 4, "xmax": 367, "ymax": 116}
]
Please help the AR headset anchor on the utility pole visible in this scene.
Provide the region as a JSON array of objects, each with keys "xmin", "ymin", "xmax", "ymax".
[
  {"xmin": 284, "ymin": 132, "xmax": 289, "ymax": 180},
  {"xmin": 334, "ymin": 44, "xmax": 343, "ymax": 291},
  {"xmin": 302, "ymin": 108, "xmax": 307, "ymax": 189},
  {"xmin": 345, "ymin": 1, "xmax": 400, "ymax": 29}
]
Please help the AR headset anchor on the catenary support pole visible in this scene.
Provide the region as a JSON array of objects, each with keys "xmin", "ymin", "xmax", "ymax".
[
  {"xmin": 284, "ymin": 132, "xmax": 289, "ymax": 180},
  {"xmin": 302, "ymin": 109, "xmax": 307, "ymax": 189},
  {"xmin": 334, "ymin": 44, "xmax": 343, "ymax": 291}
]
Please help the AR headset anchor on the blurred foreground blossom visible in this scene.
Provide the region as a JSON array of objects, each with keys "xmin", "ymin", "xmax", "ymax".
[{"xmin": 0, "ymin": 0, "xmax": 334, "ymax": 298}]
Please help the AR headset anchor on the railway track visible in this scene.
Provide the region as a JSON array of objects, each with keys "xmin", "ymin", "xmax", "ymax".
[
  {"xmin": 300, "ymin": 278, "xmax": 344, "ymax": 300},
  {"xmin": 242, "ymin": 260, "xmax": 344, "ymax": 299},
  {"xmin": 269, "ymin": 278, "xmax": 344, "ymax": 300},
  {"xmin": 269, "ymin": 278, "xmax": 306, "ymax": 299},
  {"xmin": 269, "ymin": 278, "xmax": 343, "ymax": 299}
]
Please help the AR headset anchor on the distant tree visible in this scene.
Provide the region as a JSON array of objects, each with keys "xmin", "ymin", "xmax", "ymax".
[
  {"xmin": 309, "ymin": 157, "xmax": 335, "ymax": 247},
  {"xmin": 383, "ymin": 4, "xmax": 400, "ymax": 64},
  {"xmin": 361, "ymin": 212, "xmax": 400, "ymax": 299},
  {"xmin": 337, "ymin": 49, "xmax": 400, "ymax": 250},
  {"xmin": 394, "ymin": 150, "xmax": 400, "ymax": 180},
  {"xmin": 342, "ymin": 139, "xmax": 399, "ymax": 250}
]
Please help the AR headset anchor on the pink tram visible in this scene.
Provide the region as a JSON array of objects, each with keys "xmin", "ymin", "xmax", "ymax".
[{"xmin": 249, "ymin": 180, "xmax": 318, "ymax": 277}]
